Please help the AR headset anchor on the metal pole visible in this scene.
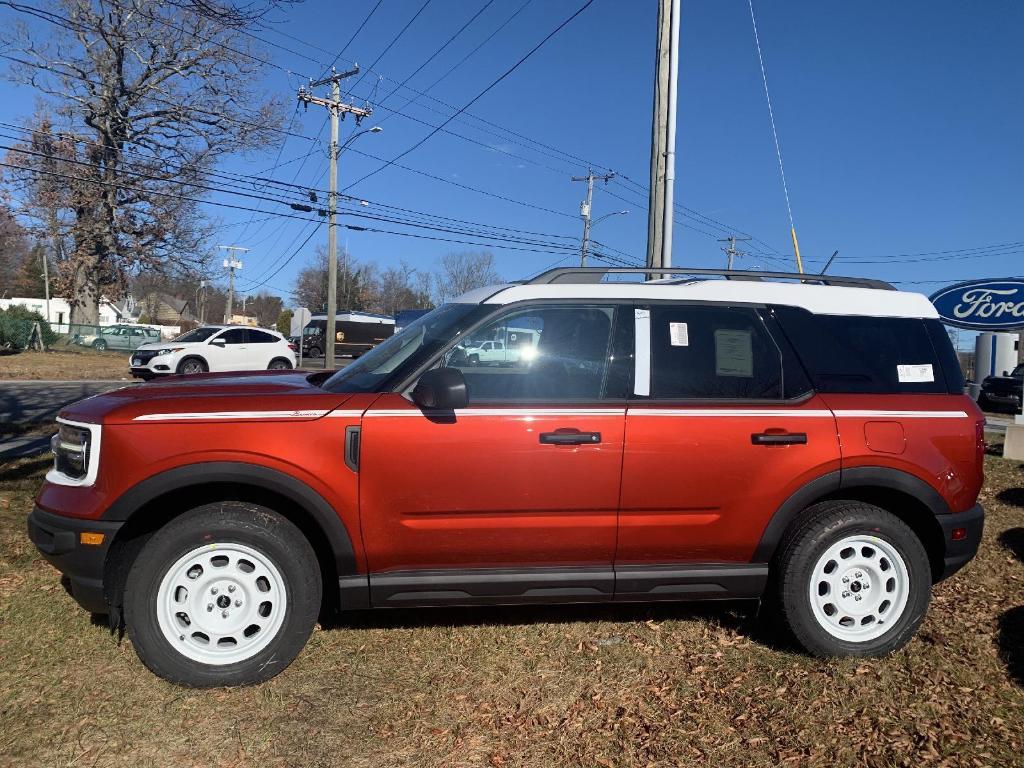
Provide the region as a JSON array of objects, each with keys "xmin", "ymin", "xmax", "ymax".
[
  {"xmin": 580, "ymin": 172, "xmax": 594, "ymax": 267},
  {"xmin": 660, "ymin": 0, "xmax": 680, "ymax": 271},
  {"xmin": 325, "ymin": 78, "xmax": 340, "ymax": 369},
  {"xmin": 646, "ymin": 0, "xmax": 671, "ymax": 269}
]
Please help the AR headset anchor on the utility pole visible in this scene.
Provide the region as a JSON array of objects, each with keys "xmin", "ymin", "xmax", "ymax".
[
  {"xmin": 40, "ymin": 248, "xmax": 51, "ymax": 326},
  {"xmin": 298, "ymin": 67, "xmax": 372, "ymax": 368},
  {"xmin": 219, "ymin": 245, "xmax": 248, "ymax": 323},
  {"xmin": 646, "ymin": 0, "xmax": 681, "ymax": 274},
  {"xmin": 571, "ymin": 169, "xmax": 615, "ymax": 267},
  {"xmin": 718, "ymin": 235, "xmax": 751, "ymax": 270}
]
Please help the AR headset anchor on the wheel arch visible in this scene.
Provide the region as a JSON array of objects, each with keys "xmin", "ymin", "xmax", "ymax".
[
  {"xmin": 176, "ymin": 354, "xmax": 208, "ymax": 374},
  {"xmin": 755, "ymin": 467, "xmax": 949, "ymax": 582},
  {"xmin": 101, "ymin": 462, "xmax": 364, "ymax": 619}
]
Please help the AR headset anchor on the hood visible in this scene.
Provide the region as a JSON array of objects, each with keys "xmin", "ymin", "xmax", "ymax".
[
  {"xmin": 59, "ymin": 370, "xmax": 355, "ymax": 425},
  {"xmin": 134, "ymin": 340, "xmax": 204, "ymax": 352}
]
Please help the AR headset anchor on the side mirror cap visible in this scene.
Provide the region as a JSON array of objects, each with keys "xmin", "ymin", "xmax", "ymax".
[
  {"xmin": 1003, "ymin": 370, "xmax": 1010, "ymax": 377},
  {"xmin": 412, "ymin": 367, "xmax": 468, "ymax": 410},
  {"xmin": 211, "ymin": 337, "xmax": 226, "ymax": 346}
]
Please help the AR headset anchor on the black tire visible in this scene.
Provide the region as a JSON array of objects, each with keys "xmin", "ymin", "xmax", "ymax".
[
  {"xmin": 977, "ymin": 393, "xmax": 991, "ymax": 410},
  {"xmin": 468, "ymin": 354, "xmax": 480, "ymax": 366},
  {"xmin": 177, "ymin": 356, "xmax": 207, "ymax": 375},
  {"xmin": 123, "ymin": 502, "xmax": 321, "ymax": 687},
  {"xmin": 772, "ymin": 500, "xmax": 931, "ymax": 658},
  {"xmin": 92, "ymin": 339, "xmax": 107, "ymax": 351},
  {"xmin": 307, "ymin": 346, "xmax": 321, "ymax": 359},
  {"xmin": 267, "ymin": 357, "xmax": 293, "ymax": 370}
]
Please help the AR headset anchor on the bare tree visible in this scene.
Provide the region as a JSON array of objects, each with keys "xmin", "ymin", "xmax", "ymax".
[
  {"xmin": 1, "ymin": 0, "xmax": 284, "ymax": 323},
  {"xmin": 248, "ymin": 291, "xmax": 283, "ymax": 327},
  {"xmin": 375, "ymin": 262, "xmax": 433, "ymax": 316},
  {"xmin": 434, "ymin": 251, "xmax": 501, "ymax": 303}
]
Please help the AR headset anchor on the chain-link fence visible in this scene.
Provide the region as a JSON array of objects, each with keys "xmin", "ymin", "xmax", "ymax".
[{"xmin": 1, "ymin": 313, "xmax": 167, "ymax": 353}]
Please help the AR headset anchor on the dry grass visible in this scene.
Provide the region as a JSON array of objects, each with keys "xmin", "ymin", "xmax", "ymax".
[
  {"xmin": 1, "ymin": 451, "xmax": 1022, "ymax": 767},
  {"xmin": 0, "ymin": 348, "xmax": 132, "ymax": 381}
]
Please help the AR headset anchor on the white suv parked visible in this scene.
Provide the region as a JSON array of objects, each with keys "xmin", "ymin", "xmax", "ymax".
[{"xmin": 129, "ymin": 325, "xmax": 296, "ymax": 380}]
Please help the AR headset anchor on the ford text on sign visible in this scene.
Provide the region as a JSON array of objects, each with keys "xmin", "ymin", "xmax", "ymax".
[{"xmin": 930, "ymin": 279, "xmax": 1024, "ymax": 331}]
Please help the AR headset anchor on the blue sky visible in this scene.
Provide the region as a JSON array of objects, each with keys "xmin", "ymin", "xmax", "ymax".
[{"xmin": 1, "ymin": 0, "xmax": 1022, "ymax": 309}]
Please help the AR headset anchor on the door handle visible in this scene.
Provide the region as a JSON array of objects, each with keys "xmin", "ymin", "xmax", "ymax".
[
  {"xmin": 751, "ymin": 432, "xmax": 807, "ymax": 446},
  {"xmin": 540, "ymin": 429, "xmax": 601, "ymax": 446}
]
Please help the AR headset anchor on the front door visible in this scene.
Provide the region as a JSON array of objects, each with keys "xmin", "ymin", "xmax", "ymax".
[
  {"xmin": 616, "ymin": 303, "xmax": 842, "ymax": 599},
  {"xmin": 359, "ymin": 302, "xmax": 631, "ymax": 606},
  {"xmin": 208, "ymin": 328, "xmax": 250, "ymax": 371}
]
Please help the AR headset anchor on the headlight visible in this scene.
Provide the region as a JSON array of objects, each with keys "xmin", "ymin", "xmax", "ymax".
[
  {"xmin": 155, "ymin": 347, "xmax": 184, "ymax": 356},
  {"xmin": 51, "ymin": 423, "xmax": 91, "ymax": 480}
]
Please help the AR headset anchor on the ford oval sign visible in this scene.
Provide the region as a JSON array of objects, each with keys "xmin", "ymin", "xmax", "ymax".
[{"xmin": 930, "ymin": 279, "xmax": 1024, "ymax": 330}]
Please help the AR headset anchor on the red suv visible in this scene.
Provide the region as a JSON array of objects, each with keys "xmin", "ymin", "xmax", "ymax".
[{"xmin": 28, "ymin": 268, "xmax": 985, "ymax": 687}]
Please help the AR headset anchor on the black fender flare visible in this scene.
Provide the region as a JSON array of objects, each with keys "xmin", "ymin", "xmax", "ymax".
[
  {"xmin": 753, "ymin": 466, "xmax": 951, "ymax": 562},
  {"xmin": 102, "ymin": 461, "xmax": 357, "ymax": 576}
]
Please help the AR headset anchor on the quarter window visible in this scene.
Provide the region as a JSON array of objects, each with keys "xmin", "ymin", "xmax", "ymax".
[
  {"xmin": 444, "ymin": 304, "xmax": 618, "ymax": 402},
  {"xmin": 645, "ymin": 305, "xmax": 784, "ymax": 400},
  {"xmin": 249, "ymin": 329, "xmax": 278, "ymax": 344}
]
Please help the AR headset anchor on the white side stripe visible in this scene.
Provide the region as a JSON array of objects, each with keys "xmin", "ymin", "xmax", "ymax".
[
  {"xmin": 133, "ymin": 410, "xmax": 328, "ymax": 421},
  {"xmin": 366, "ymin": 408, "xmax": 626, "ymax": 418},
  {"xmin": 831, "ymin": 410, "xmax": 969, "ymax": 419},
  {"xmin": 324, "ymin": 410, "xmax": 366, "ymax": 418},
  {"xmin": 628, "ymin": 409, "xmax": 832, "ymax": 418}
]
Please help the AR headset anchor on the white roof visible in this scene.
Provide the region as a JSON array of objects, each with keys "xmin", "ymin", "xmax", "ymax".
[{"xmin": 453, "ymin": 280, "xmax": 938, "ymax": 320}]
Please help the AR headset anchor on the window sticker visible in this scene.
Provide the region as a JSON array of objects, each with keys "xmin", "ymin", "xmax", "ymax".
[
  {"xmin": 714, "ymin": 329, "xmax": 753, "ymax": 377},
  {"xmin": 897, "ymin": 363, "xmax": 934, "ymax": 383},
  {"xmin": 669, "ymin": 322, "xmax": 689, "ymax": 347}
]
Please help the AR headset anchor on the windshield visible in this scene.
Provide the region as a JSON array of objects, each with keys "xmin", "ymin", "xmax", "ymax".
[
  {"xmin": 174, "ymin": 327, "xmax": 220, "ymax": 343},
  {"xmin": 321, "ymin": 303, "xmax": 490, "ymax": 393},
  {"xmin": 1011, "ymin": 364, "xmax": 1024, "ymax": 378}
]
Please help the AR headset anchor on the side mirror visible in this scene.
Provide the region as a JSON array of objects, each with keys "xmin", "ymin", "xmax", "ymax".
[
  {"xmin": 1003, "ymin": 370, "xmax": 1010, "ymax": 377},
  {"xmin": 211, "ymin": 337, "xmax": 226, "ymax": 347},
  {"xmin": 412, "ymin": 367, "xmax": 468, "ymax": 410}
]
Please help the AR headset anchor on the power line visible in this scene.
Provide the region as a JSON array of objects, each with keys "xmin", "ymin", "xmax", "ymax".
[
  {"xmin": 315, "ymin": 0, "xmax": 385, "ymax": 80},
  {"xmin": 342, "ymin": 0, "xmax": 596, "ymax": 192}
]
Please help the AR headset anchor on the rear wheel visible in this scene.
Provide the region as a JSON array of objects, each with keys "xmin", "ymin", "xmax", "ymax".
[
  {"xmin": 123, "ymin": 503, "xmax": 321, "ymax": 687},
  {"xmin": 773, "ymin": 500, "xmax": 931, "ymax": 657},
  {"xmin": 177, "ymin": 357, "xmax": 207, "ymax": 375},
  {"xmin": 307, "ymin": 346, "xmax": 321, "ymax": 359},
  {"xmin": 268, "ymin": 358, "xmax": 292, "ymax": 370}
]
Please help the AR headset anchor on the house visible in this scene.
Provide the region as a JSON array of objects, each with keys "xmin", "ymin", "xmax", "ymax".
[
  {"xmin": 138, "ymin": 293, "xmax": 198, "ymax": 325},
  {"xmin": 0, "ymin": 296, "xmax": 124, "ymax": 329}
]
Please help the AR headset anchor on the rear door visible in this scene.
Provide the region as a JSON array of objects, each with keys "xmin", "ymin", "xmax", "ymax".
[
  {"xmin": 358, "ymin": 302, "xmax": 633, "ymax": 606},
  {"xmin": 616, "ymin": 302, "xmax": 841, "ymax": 599}
]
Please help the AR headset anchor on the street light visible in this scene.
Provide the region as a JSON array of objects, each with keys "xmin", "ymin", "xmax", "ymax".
[
  {"xmin": 581, "ymin": 209, "xmax": 629, "ymax": 267},
  {"xmin": 340, "ymin": 125, "xmax": 383, "ymax": 152}
]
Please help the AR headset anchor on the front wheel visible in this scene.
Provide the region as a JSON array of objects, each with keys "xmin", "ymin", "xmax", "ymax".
[
  {"xmin": 773, "ymin": 500, "xmax": 931, "ymax": 657},
  {"xmin": 92, "ymin": 339, "xmax": 107, "ymax": 351},
  {"xmin": 306, "ymin": 346, "xmax": 321, "ymax": 359},
  {"xmin": 123, "ymin": 503, "xmax": 322, "ymax": 687},
  {"xmin": 177, "ymin": 357, "xmax": 207, "ymax": 375}
]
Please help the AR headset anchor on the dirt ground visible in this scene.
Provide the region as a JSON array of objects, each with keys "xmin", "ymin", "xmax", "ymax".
[
  {"xmin": 0, "ymin": 449, "xmax": 1022, "ymax": 767},
  {"xmin": 0, "ymin": 348, "xmax": 133, "ymax": 381}
]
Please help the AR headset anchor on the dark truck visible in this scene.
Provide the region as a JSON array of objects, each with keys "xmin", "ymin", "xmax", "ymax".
[{"xmin": 978, "ymin": 363, "xmax": 1023, "ymax": 412}]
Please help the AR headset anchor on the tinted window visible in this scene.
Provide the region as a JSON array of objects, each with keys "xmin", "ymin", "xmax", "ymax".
[
  {"xmin": 444, "ymin": 305, "xmax": 617, "ymax": 402},
  {"xmin": 774, "ymin": 306, "xmax": 951, "ymax": 394},
  {"xmin": 249, "ymin": 329, "xmax": 279, "ymax": 344},
  {"xmin": 646, "ymin": 305, "xmax": 784, "ymax": 399},
  {"xmin": 924, "ymin": 319, "xmax": 965, "ymax": 392},
  {"xmin": 218, "ymin": 329, "xmax": 248, "ymax": 345},
  {"xmin": 175, "ymin": 327, "xmax": 220, "ymax": 343}
]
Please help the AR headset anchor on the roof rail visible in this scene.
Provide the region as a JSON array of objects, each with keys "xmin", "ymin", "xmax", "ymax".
[{"xmin": 526, "ymin": 266, "xmax": 895, "ymax": 290}]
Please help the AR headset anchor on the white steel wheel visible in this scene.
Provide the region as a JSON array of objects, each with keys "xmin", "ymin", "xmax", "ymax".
[
  {"xmin": 808, "ymin": 534, "xmax": 911, "ymax": 643},
  {"xmin": 155, "ymin": 543, "xmax": 288, "ymax": 666}
]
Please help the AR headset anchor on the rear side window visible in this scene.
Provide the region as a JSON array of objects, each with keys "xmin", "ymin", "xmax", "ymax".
[
  {"xmin": 249, "ymin": 329, "xmax": 279, "ymax": 344},
  {"xmin": 645, "ymin": 305, "xmax": 789, "ymax": 400},
  {"xmin": 772, "ymin": 306, "xmax": 956, "ymax": 394}
]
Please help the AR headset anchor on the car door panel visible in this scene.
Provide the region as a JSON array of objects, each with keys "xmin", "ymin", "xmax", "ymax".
[
  {"xmin": 616, "ymin": 303, "xmax": 842, "ymax": 567},
  {"xmin": 357, "ymin": 303, "xmax": 630, "ymax": 602}
]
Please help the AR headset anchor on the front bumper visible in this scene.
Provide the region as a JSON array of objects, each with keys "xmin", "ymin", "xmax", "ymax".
[
  {"xmin": 935, "ymin": 503, "xmax": 984, "ymax": 581},
  {"xmin": 982, "ymin": 391, "xmax": 1020, "ymax": 406},
  {"xmin": 27, "ymin": 507, "xmax": 123, "ymax": 613}
]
